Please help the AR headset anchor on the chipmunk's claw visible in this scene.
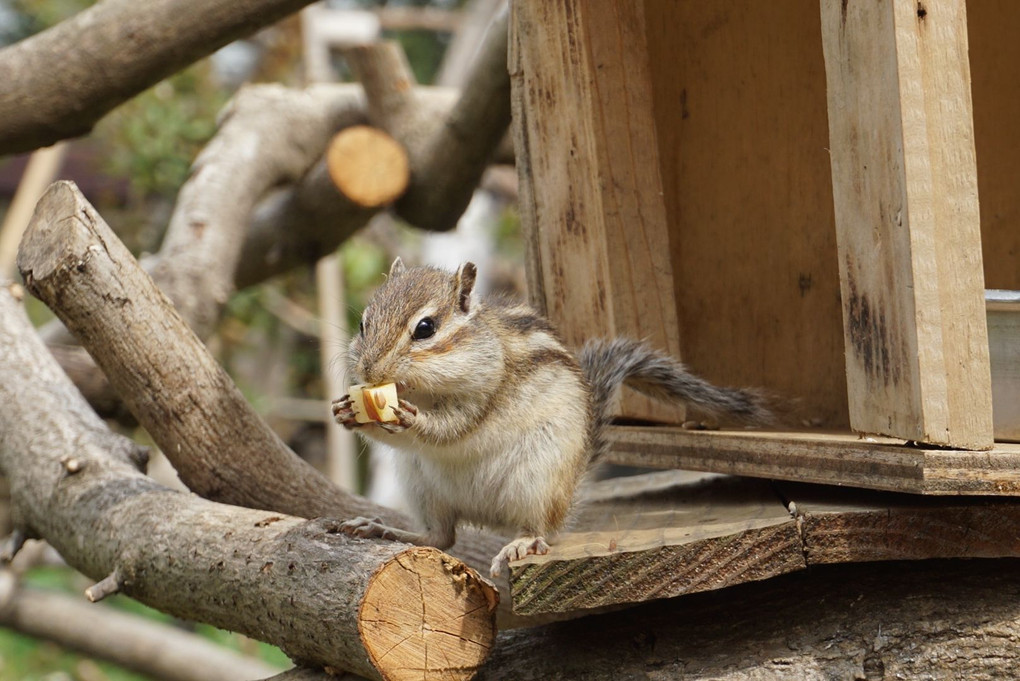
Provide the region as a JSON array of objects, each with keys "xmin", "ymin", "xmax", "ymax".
[
  {"xmin": 331, "ymin": 396, "xmax": 362, "ymax": 430},
  {"xmin": 339, "ymin": 516, "xmax": 400, "ymax": 541},
  {"xmin": 380, "ymin": 399, "xmax": 418, "ymax": 433},
  {"xmin": 490, "ymin": 536, "xmax": 550, "ymax": 577}
]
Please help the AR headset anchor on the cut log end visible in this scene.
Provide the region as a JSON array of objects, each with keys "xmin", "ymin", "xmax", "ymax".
[
  {"xmin": 326, "ymin": 126, "xmax": 410, "ymax": 208},
  {"xmin": 359, "ymin": 547, "xmax": 498, "ymax": 681}
]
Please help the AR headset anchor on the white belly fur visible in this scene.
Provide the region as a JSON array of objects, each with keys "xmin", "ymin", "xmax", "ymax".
[{"xmin": 391, "ymin": 372, "xmax": 589, "ymax": 535}]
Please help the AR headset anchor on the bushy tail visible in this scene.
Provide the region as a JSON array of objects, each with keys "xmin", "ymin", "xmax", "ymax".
[{"xmin": 578, "ymin": 338, "xmax": 774, "ymax": 462}]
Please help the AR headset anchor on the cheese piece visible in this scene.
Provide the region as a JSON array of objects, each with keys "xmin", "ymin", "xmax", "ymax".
[{"xmin": 349, "ymin": 383, "xmax": 400, "ymax": 424}]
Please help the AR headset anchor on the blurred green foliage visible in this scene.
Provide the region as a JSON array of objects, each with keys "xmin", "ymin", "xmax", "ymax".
[{"xmin": 96, "ymin": 66, "xmax": 228, "ymax": 201}]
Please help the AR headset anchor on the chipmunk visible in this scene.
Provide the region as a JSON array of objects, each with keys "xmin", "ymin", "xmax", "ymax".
[{"xmin": 331, "ymin": 259, "xmax": 773, "ymax": 576}]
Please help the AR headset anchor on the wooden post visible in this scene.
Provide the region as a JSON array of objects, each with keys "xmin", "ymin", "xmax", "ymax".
[
  {"xmin": 820, "ymin": 0, "xmax": 994, "ymax": 448},
  {"xmin": 0, "ymin": 142, "xmax": 67, "ymax": 279},
  {"xmin": 509, "ymin": 0, "xmax": 684, "ymax": 423}
]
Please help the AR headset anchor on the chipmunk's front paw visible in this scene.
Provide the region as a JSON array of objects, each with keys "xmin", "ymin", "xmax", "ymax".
[
  {"xmin": 339, "ymin": 516, "xmax": 401, "ymax": 541},
  {"xmin": 331, "ymin": 396, "xmax": 363, "ymax": 430},
  {"xmin": 490, "ymin": 536, "xmax": 550, "ymax": 577},
  {"xmin": 379, "ymin": 399, "xmax": 419, "ymax": 433}
]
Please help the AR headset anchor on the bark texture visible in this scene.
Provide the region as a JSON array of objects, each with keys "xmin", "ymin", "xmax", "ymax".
[
  {"xmin": 0, "ymin": 0, "xmax": 318, "ymax": 155},
  {"xmin": 482, "ymin": 558, "xmax": 1020, "ymax": 680},
  {"xmin": 262, "ymin": 558, "xmax": 1020, "ymax": 680}
]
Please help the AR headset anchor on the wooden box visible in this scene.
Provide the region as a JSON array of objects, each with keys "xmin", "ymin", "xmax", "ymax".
[{"xmin": 510, "ymin": 0, "xmax": 1020, "ymax": 494}]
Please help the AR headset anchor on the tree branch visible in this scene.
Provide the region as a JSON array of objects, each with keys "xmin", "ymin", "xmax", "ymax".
[
  {"xmin": 346, "ymin": 8, "xmax": 512, "ymax": 231},
  {"xmin": 0, "ymin": 581, "xmax": 284, "ymax": 681},
  {"xmin": 20, "ymin": 181, "xmax": 387, "ymax": 521},
  {"xmin": 0, "ymin": 0, "xmax": 320, "ymax": 155},
  {"xmin": 0, "ymin": 281, "xmax": 497, "ymax": 680}
]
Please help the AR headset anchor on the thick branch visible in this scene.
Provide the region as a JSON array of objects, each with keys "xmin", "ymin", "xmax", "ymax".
[
  {"xmin": 233, "ymin": 86, "xmax": 458, "ymax": 288},
  {"xmin": 0, "ymin": 0, "xmax": 319, "ymax": 155},
  {"xmin": 345, "ymin": 10, "xmax": 511, "ymax": 231},
  {"xmin": 0, "ymin": 582, "xmax": 283, "ymax": 681},
  {"xmin": 0, "ymin": 283, "xmax": 497, "ymax": 679},
  {"xmin": 144, "ymin": 84, "xmax": 369, "ymax": 340},
  {"xmin": 263, "ymin": 558, "xmax": 1020, "ymax": 680},
  {"xmin": 397, "ymin": 7, "xmax": 512, "ymax": 230},
  {"xmin": 20, "ymin": 182, "xmax": 382, "ymax": 521}
]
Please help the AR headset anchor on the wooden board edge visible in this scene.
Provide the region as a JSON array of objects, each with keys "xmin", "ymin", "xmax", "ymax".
[
  {"xmin": 606, "ymin": 426, "xmax": 1020, "ymax": 496},
  {"xmin": 508, "ymin": 520, "xmax": 804, "ymax": 616}
]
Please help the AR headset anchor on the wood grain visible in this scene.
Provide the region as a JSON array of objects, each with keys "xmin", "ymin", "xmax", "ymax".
[
  {"xmin": 360, "ymin": 548, "xmax": 497, "ymax": 680},
  {"xmin": 820, "ymin": 0, "xmax": 993, "ymax": 448},
  {"xmin": 509, "ymin": 472, "xmax": 804, "ymax": 615},
  {"xmin": 643, "ymin": 1, "xmax": 848, "ymax": 428},
  {"xmin": 507, "ymin": 469, "xmax": 1020, "ymax": 617},
  {"xmin": 325, "ymin": 126, "xmax": 409, "ymax": 208},
  {"xmin": 510, "ymin": 0, "xmax": 684, "ymax": 423},
  {"xmin": 606, "ymin": 425, "xmax": 1020, "ymax": 495},
  {"xmin": 779, "ymin": 482, "xmax": 1020, "ymax": 565}
]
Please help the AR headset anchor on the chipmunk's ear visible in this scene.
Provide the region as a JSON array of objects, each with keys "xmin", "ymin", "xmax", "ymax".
[
  {"xmin": 388, "ymin": 257, "xmax": 406, "ymax": 277},
  {"xmin": 455, "ymin": 262, "xmax": 477, "ymax": 313}
]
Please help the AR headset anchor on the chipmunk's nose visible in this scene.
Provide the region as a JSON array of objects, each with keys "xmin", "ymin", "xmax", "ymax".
[{"xmin": 357, "ymin": 356, "xmax": 386, "ymax": 386}]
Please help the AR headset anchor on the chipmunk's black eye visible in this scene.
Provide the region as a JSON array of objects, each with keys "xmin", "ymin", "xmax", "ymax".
[
  {"xmin": 359, "ymin": 318, "xmax": 366, "ymax": 336},
  {"xmin": 412, "ymin": 317, "xmax": 436, "ymax": 340}
]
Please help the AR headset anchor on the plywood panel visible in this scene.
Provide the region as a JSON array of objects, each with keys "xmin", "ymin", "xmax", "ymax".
[
  {"xmin": 820, "ymin": 0, "xmax": 993, "ymax": 448},
  {"xmin": 643, "ymin": 1, "xmax": 849, "ymax": 429},
  {"xmin": 968, "ymin": 0, "xmax": 1020, "ymax": 290}
]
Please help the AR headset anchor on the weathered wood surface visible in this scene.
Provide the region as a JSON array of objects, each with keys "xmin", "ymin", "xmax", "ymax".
[
  {"xmin": 510, "ymin": 472, "xmax": 803, "ymax": 616},
  {"xmin": 509, "ymin": 468, "xmax": 1020, "ymax": 617},
  {"xmin": 821, "ymin": 0, "xmax": 993, "ymax": 449},
  {"xmin": 509, "ymin": 0, "xmax": 684, "ymax": 424},
  {"xmin": 493, "ymin": 558, "xmax": 1020, "ymax": 680},
  {"xmin": 607, "ymin": 426, "xmax": 1020, "ymax": 495},
  {"xmin": 778, "ymin": 481, "xmax": 1020, "ymax": 565},
  {"xmin": 645, "ymin": 0, "xmax": 849, "ymax": 430},
  {"xmin": 279, "ymin": 558, "xmax": 1020, "ymax": 680}
]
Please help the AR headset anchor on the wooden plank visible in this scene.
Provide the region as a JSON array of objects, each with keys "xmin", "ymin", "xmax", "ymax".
[
  {"xmin": 509, "ymin": 471, "xmax": 804, "ymax": 616},
  {"xmin": 968, "ymin": 0, "xmax": 1020, "ymax": 291},
  {"xmin": 820, "ymin": 0, "xmax": 993, "ymax": 448},
  {"xmin": 508, "ymin": 471, "xmax": 1020, "ymax": 617},
  {"xmin": 643, "ymin": 1, "xmax": 849, "ymax": 429},
  {"xmin": 778, "ymin": 482, "xmax": 1020, "ymax": 565},
  {"xmin": 509, "ymin": 0, "xmax": 684, "ymax": 423},
  {"xmin": 606, "ymin": 425, "xmax": 1020, "ymax": 495}
]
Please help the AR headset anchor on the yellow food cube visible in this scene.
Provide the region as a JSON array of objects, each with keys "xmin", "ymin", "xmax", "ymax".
[{"xmin": 348, "ymin": 383, "xmax": 400, "ymax": 424}]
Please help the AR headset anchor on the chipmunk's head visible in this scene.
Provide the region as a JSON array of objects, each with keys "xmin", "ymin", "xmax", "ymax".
[{"xmin": 348, "ymin": 258, "xmax": 501, "ymax": 394}]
